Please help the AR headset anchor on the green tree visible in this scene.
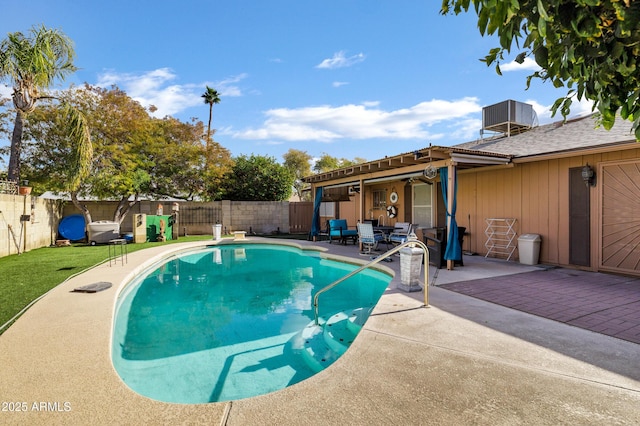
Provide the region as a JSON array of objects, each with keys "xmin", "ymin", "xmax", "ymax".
[
  {"xmin": 81, "ymin": 85, "xmax": 153, "ymax": 223},
  {"xmin": 201, "ymin": 136, "xmax": 233, "ymax": 201},
  {"xmin": 21, "ymin": 93, "xmax": 93, "ymax": 194},
  {"xmin": 22, "ymin": 85, "xmax": 150, "ymax": 223},
  {"xmin": 222, "ymin": 154, "xmax": 294, "ymax": 201},
  {"xmin": 441, "ymin": 1, "xmax": 640, "ymax": 137},
  {"xmin": 0, "ymin": 25, "xmax": 91, "ymax": 183},
  {"xmin": 23, "ymin": 85, "xmax": 222, "ymax": 223},
  {"xmin": 201, "ymin": 86, "xmax": 220, "ymax": 149},
  {"xmin": 150, "ymin": 116, "xmax": 231, "ymax": 201},
  {"xmin": 313, "ymin": 153, "xmax": 340, "ymax": 173},
  {"xmin": 283, "ymin": 148, "xmax": 312, "ymax": 200},
  {"xmin": 0, "ymin": 97, "xmax": 12, "ymax": 173},
  {"xmin": 313, "ymin": 153, "xmax": 366, "ymax": 173}
]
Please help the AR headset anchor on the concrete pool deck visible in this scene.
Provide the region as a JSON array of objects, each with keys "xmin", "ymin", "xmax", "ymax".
[{"xmin": 1, "ymin": 237, "xmax": 639, "ymax": 425}]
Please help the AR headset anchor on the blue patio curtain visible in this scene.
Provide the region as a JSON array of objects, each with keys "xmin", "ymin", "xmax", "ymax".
[
  {"xmin": 311, "ymin": 187, "xmax": 323, "ymax": 237},
  {"xmin": 439, "ymin": 167, "xmax": 461, "ymax": 261}
]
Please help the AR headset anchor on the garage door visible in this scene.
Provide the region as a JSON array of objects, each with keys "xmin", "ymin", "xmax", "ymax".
[{"xmin": 600, "ymin": 160, "xmax": 640, "ymax": 275}]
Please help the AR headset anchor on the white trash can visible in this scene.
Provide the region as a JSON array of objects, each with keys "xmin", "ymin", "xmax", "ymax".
[
  {"xmin": 213, "ymin": 224, "xmax": 222, "ymax": 240},
  {"xmin": 518, "ymin": 234, "xmax": 541, "ymax": 265}
]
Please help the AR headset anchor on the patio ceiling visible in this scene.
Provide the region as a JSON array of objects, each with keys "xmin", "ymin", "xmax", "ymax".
[{"xmin": 302, "ymin": 145, "xmax": 513, "ymax": 185}]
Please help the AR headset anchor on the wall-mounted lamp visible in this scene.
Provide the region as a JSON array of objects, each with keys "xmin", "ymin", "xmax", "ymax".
[{"xmin": 581, "ymin": 164, "xmax": 596, "ymax": 187}]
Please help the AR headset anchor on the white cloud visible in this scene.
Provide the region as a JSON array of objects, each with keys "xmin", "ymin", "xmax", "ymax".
[
  {"xmin": 526, "ymin": 96, "xmax": 595, "ymax": 124},
  {"xmin": 332, "ymin": 81, "xmax": 349, "ymax": 88},
  {"xmin": 225, "ymin": 97, "xmax": 482, "ymax": 142},
  {"xmin": 448, "ymin": 118, "xmax": 483, "ymax": 141},
  {"xmin": 522, "ymin": 99, "xmax": 550, "ymax": 122},
  {"xmin": 213, "ymin": 73, "xmax": 248, "ymax": 97},
  {"xmin": 316, "ymin": 51, "xmax": 366, "ymax": 69},
  {"xmin": 95, "ymin": 68, "xmax": 247, "ymax": 117},
  {"xmin": 501, "ymin": 57, "xmax": 540, "ymax": 72}
]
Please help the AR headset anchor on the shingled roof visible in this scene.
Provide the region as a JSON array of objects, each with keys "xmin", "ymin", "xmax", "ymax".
[
  {"xmin": 455, "ymin": 113, "xmax": 636, "ymax": 158},
  {"xmin": 303, "ymin": 113, "xmax": 638, "ymax": 184}
]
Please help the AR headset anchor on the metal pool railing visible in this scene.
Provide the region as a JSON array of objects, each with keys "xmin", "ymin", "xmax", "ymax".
[{"xmin": 313, "ymin": 237, "xmax": 430, "ymax": 325}]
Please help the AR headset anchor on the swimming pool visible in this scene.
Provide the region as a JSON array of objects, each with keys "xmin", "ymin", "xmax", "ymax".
[{"xmin": 111, "ymin": 243, "xmax": 392, "ymax": 403}]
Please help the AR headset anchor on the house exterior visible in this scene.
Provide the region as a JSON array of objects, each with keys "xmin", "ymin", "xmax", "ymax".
[{"xmin": 303, "ymin": 111, "xmax": 640, "ymax": 277}]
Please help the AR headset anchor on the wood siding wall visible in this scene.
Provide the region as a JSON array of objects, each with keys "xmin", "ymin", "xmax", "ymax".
[
  {"xmin": 361, "ymin": 183, "xmax": 409, "ymax": 227},
  {"xmin": 457, "ymin": 147, "xmax": 640, "ymax": 268}
]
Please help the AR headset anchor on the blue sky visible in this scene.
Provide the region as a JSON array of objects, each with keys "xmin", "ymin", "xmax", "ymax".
[{"xmin": 1, "ymin": 0, "xmax": 593, "ymax": 165}]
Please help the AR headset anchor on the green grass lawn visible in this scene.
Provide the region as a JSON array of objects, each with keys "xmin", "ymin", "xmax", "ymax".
[{"xmin": 0, "ymin": 235, "xmax": 213, "ymax": 334}]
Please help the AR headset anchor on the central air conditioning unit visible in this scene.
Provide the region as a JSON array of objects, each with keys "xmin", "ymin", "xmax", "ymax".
[{"xmin": 482, "ymin": 100, "xmax": 538, "ymax": 137}]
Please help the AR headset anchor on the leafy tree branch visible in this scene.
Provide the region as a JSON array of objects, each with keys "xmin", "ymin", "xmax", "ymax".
[{"xmin": 441, "ymin": 0, "xmax": 640, "ymax": 138}]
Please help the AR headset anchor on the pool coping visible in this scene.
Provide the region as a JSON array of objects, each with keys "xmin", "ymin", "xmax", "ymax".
[{"xmin": 1, "ymin": 237, "xmax": 639, "ymax": 425}]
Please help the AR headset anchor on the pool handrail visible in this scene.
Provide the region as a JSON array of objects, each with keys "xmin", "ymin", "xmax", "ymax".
[{"xmin": 313, "ymin": 236, "xmax": 430, "ymax": 325}]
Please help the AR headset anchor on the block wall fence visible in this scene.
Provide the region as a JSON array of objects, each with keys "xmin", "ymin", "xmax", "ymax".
[{"xmin": 0, "ymin": 196, "xmax": 304, "ymax": 258}]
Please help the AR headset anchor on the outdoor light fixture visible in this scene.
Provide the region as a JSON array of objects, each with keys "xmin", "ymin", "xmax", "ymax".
[{"xmin": 581, "ymin": 164, "xmax": 596, "ymax": 187}]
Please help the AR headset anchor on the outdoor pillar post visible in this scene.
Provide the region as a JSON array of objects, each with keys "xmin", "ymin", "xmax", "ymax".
[
  {"xmin": 447, "ymin": 162, "xmax": 456, "ymax": 270},
  {"xmin": 171, "ymin": 202, "xmax": 179, "ymax": 240},
  {"xmin": 22, "ymin": 194, "xmax": 28, "ymax": 252},
  {"xmin": 358, "ymin": 178, "xmax": 364, "ymax": 251}
]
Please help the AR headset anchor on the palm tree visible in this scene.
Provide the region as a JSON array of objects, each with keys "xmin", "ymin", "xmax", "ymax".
[
  {"xmin": 201, "ymin": 86, "xmax": 220, "ymax": 148},
  {"xmin": 0, "ymin": 25, "xmax": 91, "ymax": 185}
]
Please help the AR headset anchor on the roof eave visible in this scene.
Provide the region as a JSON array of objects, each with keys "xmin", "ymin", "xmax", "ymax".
[{"xmin": 302, "ymin": 145, "xmax": 513, "ymax": 184}]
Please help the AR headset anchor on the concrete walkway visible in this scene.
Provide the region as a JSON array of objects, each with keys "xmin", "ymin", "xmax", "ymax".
[{"xmin": 1, "ymin": 238, "xmax": 639, "ymax": 425}]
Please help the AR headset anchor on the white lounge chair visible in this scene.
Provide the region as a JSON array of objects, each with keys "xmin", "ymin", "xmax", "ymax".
[
  {"xmin": 357, "ymin": 222, "xmax": 386, "ymax": 255},
  {"xmin": 388, "ymin": 222, "xmax": 418, "ymax": 246}
]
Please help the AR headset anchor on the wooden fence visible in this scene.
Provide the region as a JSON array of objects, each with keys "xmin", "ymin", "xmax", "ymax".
[{"xmin": 289, "ymin": 202, "xmax": 313, "ymax": 234}]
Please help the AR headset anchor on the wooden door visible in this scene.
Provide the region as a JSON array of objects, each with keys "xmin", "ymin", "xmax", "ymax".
[
  {"xmin": 600, "ymin": 160, "xmax": 640, "ymax": 275},
  {"xmin": 569, "ymin": 167, "xmax": 590, "ymax": 266}
]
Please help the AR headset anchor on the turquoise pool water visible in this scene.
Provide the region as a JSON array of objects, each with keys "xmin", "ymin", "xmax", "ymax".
[{"xmin": 112, "ymin": 243, "xmax": 391, "ymax": 403}]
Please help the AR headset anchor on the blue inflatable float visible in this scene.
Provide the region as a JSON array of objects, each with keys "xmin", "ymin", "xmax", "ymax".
[{"xmin": 58, "ymin": 214, "xmax": 86, "ymax": 241}]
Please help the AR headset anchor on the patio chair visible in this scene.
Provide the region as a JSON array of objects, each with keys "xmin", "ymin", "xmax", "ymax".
[
  {"xmin": 309, "ymin": 220, "xmax": 330, "ymax": 241},
  {"xmin": 388, "ymin": 222, "xmax": 418, "ymax": 246},
  {"xmin": 328, "ymin": 219, "xmax": 358, "ymax": 245},
  {"xmin": 357, "ymin": 222, "xmax": 386, "ymax": 255}
]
